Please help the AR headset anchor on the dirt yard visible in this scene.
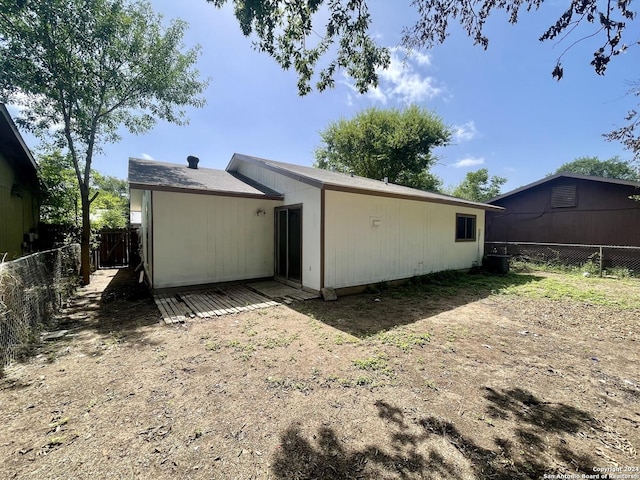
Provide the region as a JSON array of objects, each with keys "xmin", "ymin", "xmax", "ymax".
[{"xmin": 0, "ymin": 268, "xmax": 638, "ymax": 479}]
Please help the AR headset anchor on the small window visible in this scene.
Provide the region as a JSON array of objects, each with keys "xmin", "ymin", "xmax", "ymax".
[
  {"xmin": 551, "ymin": 185, "xmax": 576, "ymax": 208},
  {"xmin": 456, "ymin": 214, "xmax": 476, "ymax": 241}
]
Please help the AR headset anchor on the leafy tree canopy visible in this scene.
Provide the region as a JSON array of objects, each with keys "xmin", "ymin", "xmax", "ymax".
[
  {"xmin": 38, "ymin": 152, "xmax": 129, "ymax": 230},
  {"xmin": 605, "ymin": 83, "xmax": 640, "ymax": 162},
  {"xmin": 553, "ymin": 156, "xmax": 639, "ymax": 181},
  {"xmin": 209, "ymin": 0, "xmax": 636, "ymax": 94},
  {"xmin": 208, "ymin": 0, "xmax": 390, "ymax": 95},
  {"xmin": 0, "ymin": 0, "xmax": 208, "ymax": 283},
  {"xmin": 210, "ymin": 1, "xmax": 638, "ymax": 160},
  {"xmin": 449, "ymin": 168, "xmax": 507, "ymax": 202},
  {"xmin": 314, "ymin": 105, "xmax": 450, "ymax": 191},
  {"xmin": 38, "ymin": 151, "xmax": 79, "ymax": 226}
]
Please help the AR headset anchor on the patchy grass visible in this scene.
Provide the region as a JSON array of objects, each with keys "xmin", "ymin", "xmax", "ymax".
[
  {"xmin": 0, "ymin": 268, "xmax": 638, "ymax": 479},
  {"xmin": 500, "ymin": 272, "xmax": 640, "ymax": 309},
  {"xmin": 368, "ymin": 328, "xmax": 431, "ymax": 352}
]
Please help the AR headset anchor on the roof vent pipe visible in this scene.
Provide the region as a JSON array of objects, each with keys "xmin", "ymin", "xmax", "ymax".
[
  {"xmin": 187, "ymin": 155, "xmax": 199, "ymax": 169},
  {"xmin": 383, "ymin": 177, "xmax": 388, "ymax": 184}
]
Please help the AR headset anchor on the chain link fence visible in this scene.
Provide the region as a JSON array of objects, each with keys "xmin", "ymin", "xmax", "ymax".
[
  {"xmin": 485, "ymin": 242, "xmax": 640, "ymax": 277},
  {"xmin": 0, "ymin": 245, "xmax": 81, "ymax": 368}
]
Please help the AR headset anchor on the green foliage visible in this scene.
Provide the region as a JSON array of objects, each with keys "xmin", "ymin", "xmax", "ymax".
[
  {"xmin": 553, "ymin": 156, "xmax": 639, "ymax": 181},
  {"xmin": 208, "ymin": 0, "xmax": 389, "ymax": 95},
  {"xmin": 38, "ymin": 151, "xmax": 79, "ymax": 226},
  {"xmin": 38, "ymin": 151, "xmax": 128, "ymax": 231},
  {"xmin": 605, "ymin": 83, "xmax": 640, "ymax": 163},
  {"xmin": 449, "ymin": 168, "xmax": 507, "ymax": 202},
  {"xmin": 209, "ymin": 1, "xmax": 634, "ymax": 97},
  {"xmin": 0, "ymin": 0, "xmax": 208, "ymax": 283},
  {"xmin": 90, "ymin": 172, "xmax": 128, "ymax": 230},
  {"xmin": 314, "ymin": 105, "xmax": 450, "ymax": 190},
  {"xmin": 210, "ymin": 1, "xmax": 638, "ymax": 161},
  {"xmin": 403, "ymin": 0, "xmax": 634, "ymax": 80}
]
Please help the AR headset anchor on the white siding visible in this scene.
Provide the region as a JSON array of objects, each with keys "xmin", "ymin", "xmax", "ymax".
[
  {"xmin": 140, "ymin": 190, "xmax": 153, "ymax": 285},
  {"xmin": 152, "ymin": 191, "xmax": 281, "ymax": 289},
  {"xmin": 236, "ymin": 162, "xmax": 322, "ymax": 291},
  {"xmin": 324, "ymin": 190, "xmax": 485, "ymax": 289}
]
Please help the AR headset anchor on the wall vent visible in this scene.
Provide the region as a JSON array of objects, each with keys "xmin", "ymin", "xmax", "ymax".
[{"xmin": 551, "ymin": 184, "xmax": 577, "ymax": 208}]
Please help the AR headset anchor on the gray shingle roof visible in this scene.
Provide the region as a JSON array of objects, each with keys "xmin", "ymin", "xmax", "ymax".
[
  {"xmin": 228, "ymin": 153, "xmax": 502, "ymax": 211},
  {"xmin": 128, "ymin": 157, "xmax": 283, "ymax": 199}
]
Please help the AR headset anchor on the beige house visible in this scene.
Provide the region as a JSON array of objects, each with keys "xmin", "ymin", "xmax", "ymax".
[
  {"xmin": 0, "ymin": 105, "xmax": 39, "ymax": 260},
  {"xmin": 129, "ymin": 154, "xmax": 501, "ymax": 291}
]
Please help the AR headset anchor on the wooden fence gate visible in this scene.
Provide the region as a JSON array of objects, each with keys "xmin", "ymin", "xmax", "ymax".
[{"xmin": 94, "ymin": 229, "xmax": 139, "ymax": 268}]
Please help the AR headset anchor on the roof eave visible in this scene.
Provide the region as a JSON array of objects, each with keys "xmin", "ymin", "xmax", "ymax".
[
  {"xmin": 323, "ymin": 184, "xmax": 504, "ymax": 211},
  {"xmin": 0, "ymin": 104, "xmax": 39, "ymax": 178},
  {"xmin": 489, "ymin": 173, "xmax": 640, "ymax": 203},
  {"xmin": 228, "ymin": 153, "xmax": 324, "ymax": 189},
  {"xmin": 129, "ymin": 182, "xmax": 284, "ymax": 201}
]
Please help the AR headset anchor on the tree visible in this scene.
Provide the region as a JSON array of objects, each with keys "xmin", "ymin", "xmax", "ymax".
[
  {"xmin": 39, "ymin": 152, "xmax": 130, "ymax": 231},
  {"xmin": 211, "ymin": 1, "xmax": 638, "ymax": 160},
  {"xmin": 449, "ymin": 168, "xmax": 507, "ymax": 202},
  {"xmin": 314, "ymin": 106, "xmax": 450, "ymax": 190},
  {"xmin": 553, "ymin": 156, "xmax": 639, "ymax": 180},
  {"xmin": 210, "ymin": 1, "xmax": 636, "ymax": 93},
  {"xmin": 605, "ymin": 83, "xmax": 640, "ymax": 162},
  {"xmin": 208, "ymin": 0, "xmax": 390, "ymax": 95},
  {"xmin": 0, "ymin": 0, "xmax": 208, "ymax": 284},
  {"xmin": 90, "ymin": 172, "xmax": 129, "ymax": 230},
  {"xmin": 38, "ymin": 151, "xmax": 80, "ymax": 226},
  {"xmin": 403, "ymin": 0, "xmax": 636, "ymax": 81}
]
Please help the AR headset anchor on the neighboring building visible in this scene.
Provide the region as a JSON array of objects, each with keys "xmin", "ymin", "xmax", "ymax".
[
  {"xmin": 486, "ymin": 173, "xmax": 640, "ymax": 246},
  {"xmin": 129, "ymin": 153, "xmax": 502, "ymax": 291},
  {"xmin": 0, "ymin": 104, "xmax": 40, "ymax": 260}
]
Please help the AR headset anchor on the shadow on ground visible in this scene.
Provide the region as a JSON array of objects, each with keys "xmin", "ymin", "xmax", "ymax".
[
  {"xmin": 293, "ymin": 271, "xmax": 542, "ymax": 337},
  {"xmin": 271, "ymin": 388, "xmax": 599, "ymax": 479},
  {"xmin": 33, "ymin": 267, "xmax": 162, "ymax": 360}
]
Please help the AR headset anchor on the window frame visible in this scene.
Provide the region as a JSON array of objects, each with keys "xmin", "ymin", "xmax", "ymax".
[{"xmin": 455, "ymin": 213, "xmax": 477, "ymax": 242}]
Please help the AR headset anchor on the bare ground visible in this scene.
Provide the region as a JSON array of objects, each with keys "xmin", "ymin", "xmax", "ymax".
[{"xmin": 0, "ymin": 268, "xmax": 638, "ymax": 479}]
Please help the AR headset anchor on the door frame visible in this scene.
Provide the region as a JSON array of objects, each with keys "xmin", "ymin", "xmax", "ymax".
[{"xmin": 274, "ymin": 204, "xmax": 303, "ymax": 288}]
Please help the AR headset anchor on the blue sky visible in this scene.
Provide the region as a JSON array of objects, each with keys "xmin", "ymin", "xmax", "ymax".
[{"xmin": 14, "ymin": 0, "xmax": 640, "ymax": 192}]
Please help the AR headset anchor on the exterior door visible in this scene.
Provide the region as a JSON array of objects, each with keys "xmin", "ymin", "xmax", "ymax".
[{"xmin": 275, "ymin": 206, "xmax": 302, "ymax": 286}]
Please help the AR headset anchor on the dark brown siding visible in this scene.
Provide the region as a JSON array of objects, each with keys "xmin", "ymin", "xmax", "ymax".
[{"xmin": 486, "ymin": 177, "xmax": 640, "ymax": 246}]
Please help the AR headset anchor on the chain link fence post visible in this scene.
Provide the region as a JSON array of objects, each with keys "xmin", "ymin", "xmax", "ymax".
[{"xmin": 485, "ymin": 241, "xmax": 640, "ymax": 277}]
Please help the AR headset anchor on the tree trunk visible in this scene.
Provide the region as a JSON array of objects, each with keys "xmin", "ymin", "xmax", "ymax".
[{"xmin": 80, "ymin": 189, "xmax": 92, "ymax": 285}]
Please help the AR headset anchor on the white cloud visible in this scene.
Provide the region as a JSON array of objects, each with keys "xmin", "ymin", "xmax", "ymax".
[
  {"xmin": 453, "ymin": 121, "xmax": 479, "ymax": 143},
  {"xmin": 452, "ymin": 157, "xmax": 485, "ymax": 168},
  {"xmin": 140, "ymin": 153, "xmax": 154, "ymax": 160},
  {"xmin": 410, "ymin": 50, "xmax": 432, "ymax": 66},
  {"xmin": 343, "ymin": 47, "xmax": 443, "ymax": 105}
]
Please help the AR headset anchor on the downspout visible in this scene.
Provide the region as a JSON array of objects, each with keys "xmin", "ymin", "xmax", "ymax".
[{"xmin": 320, "ymin": 188, "xmax": 325, "ymax": 289}]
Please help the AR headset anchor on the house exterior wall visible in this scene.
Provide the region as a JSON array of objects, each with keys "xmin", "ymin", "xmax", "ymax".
[
  {"xmin": 140, "ymin": 190, "xmax": 153, "ymax": 284},
  {"xmin": 324, "ymin": 190, "xmax": 485, "ymax": 289},
  {"xmin": 0, "ymin": 153, "xmax": 38, "ymax": 260},
  {"xmin": 234, "ymin": 162, "xmax": 322, "ymax": 291},
  {"xmin": 151, "ymin": 190, "xmax": 281, "ymax": 289},
  {"xmin": 486, "ymin": 177, "xmax": 640, "ymax": 245}
]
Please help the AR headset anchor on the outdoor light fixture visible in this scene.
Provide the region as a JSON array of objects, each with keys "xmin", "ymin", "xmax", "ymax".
[{"xmin": 256, "ymin": 208, "xmax": 266, "ymax": 217}]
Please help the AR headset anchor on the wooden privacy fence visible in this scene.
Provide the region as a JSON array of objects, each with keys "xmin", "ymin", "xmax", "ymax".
[{"xmin": 93, "ymin": 229, "xmax": 139, "ymax": 269}]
